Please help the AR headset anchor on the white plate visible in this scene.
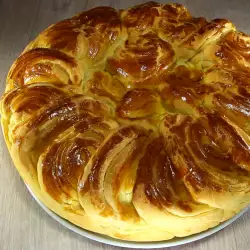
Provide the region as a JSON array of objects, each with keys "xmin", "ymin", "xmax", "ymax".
[{"xmin": 26, "ymin": 184, "xmax": 248, "ymax": 249}]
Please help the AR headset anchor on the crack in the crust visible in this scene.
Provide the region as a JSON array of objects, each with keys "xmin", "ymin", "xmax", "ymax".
[{"xmin": 186, "ymin": 27, "xmax": 235, "ymax": 63}]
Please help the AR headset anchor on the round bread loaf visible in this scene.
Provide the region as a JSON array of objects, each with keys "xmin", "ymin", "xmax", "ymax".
[{"xmin": 1, "ymin": 1, "xmax": 250, "ymax": 241}]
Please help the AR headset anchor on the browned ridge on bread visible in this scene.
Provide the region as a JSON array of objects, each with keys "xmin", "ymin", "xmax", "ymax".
[{"xmin": 1, "ymin": 1, "xmax": 250, "ymax": 241}]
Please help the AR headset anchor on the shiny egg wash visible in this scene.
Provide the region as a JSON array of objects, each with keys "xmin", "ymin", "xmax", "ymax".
[{"xmin": 1, "ymin": 2, "xmax": 250, "ymax": 241}]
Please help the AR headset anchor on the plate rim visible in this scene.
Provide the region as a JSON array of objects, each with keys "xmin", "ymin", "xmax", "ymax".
[{"xmin": 26, "ymin": 184, "xmax": 248, "ymax": 249}]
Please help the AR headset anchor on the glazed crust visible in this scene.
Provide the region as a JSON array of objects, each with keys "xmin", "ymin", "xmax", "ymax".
[{"xmin": 1, "ymin": 2, "xmax": 250, "ymax": 241}]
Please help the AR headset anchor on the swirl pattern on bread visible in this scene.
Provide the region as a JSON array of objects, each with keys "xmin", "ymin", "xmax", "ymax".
[{"xmin": 1, "ymin": 2, "xmax": 250, "ymax": 241}]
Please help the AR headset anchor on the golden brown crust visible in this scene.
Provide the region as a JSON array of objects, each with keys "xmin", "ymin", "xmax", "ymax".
[{"xmin": 1, "ymin": 1, "xmax": 250, "ymax": 242}]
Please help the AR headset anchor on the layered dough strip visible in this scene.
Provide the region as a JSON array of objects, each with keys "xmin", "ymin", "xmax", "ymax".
[{"xmin": 1, "ymin": 1, "xmax": 250, "ymax": 242}]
